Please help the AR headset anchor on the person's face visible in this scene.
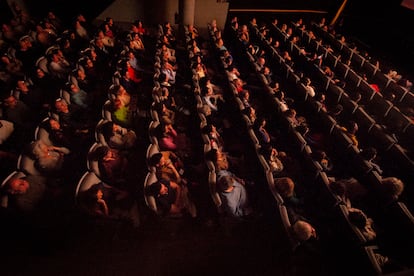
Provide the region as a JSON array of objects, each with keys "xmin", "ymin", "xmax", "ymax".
[
  {"xmin": 55, "ymin": 100, "xmax": 68, "ymax": 113},
  {"xmin": 159, "ymin": 156, "xmax": 166, "ymax": 166},
  {"xmin": 36, "ymin": 68, "xmax": 45, "ymax": 77},
  {"xmin": 17, "ymin": 80, "xmax": 28, "ymax": 91},
  {"xmin": 159, "ymin": 183, "xmax": 168, "ymax": 196},
  {"xmin": 4, "ymin": 96, "xmax": 17, "ymax": 108},
  {"xmin": 50, "ymin": 119, "xmax": 60, "ymax": 130},
  {"xmin": 96, "ymin": 189, "xmax": 103, "ymax": 200},
  {"xmin": 9, "ymin": 179, "xmax": 29, "ymax": 195},
  {"xmin": 104, "ymin": 149, "xmax": 115, "ymax": 160},
  {"xmin": 112, "ymin": 123, "xmax": 120, "ymax": 133},
  {"xmin": 306, "ymin": 223, "xmax": 317, "ymax": 239}
]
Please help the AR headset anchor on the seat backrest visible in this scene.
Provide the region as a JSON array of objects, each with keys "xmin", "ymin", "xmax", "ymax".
[
  {"xmin": 34, "ymin": 118, "xmax": 53, "ymax": 146},
  {"xmin": 146, "ymin": 143, "xmax": 160, "ymax": 171},
  {"xmin": 17, "ymin": 152, "xmax": 42, "ymax": 176},
  {"xmin": 74, "ymin": 171, "xmax": 107, "ymax": 206},
  {"xmin": 94, "ymin": 119, "xmax": 109, "ymax": 147},
  {"xmin": 102, "ymin": 100, "xmax": 113, "ymax": 121},
  {"xmin": 35, "ymin": 56, "xmax": 49, "ymax": 73},
  {"xmin": 86, "ymin": 142, "xmax": 103, "ymax": 178},
  {"xmin": 143, "ymin": 172, "xmax": 158, "ymax": 213},
  {"xmin": 208, "ymin": 170, "xmax": 222, "ymax": 209}
]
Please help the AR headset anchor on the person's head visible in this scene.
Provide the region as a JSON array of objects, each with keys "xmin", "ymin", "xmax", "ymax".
[
  {"xmin": 329, "ymin": 181, "xmax": 347, "ymax": 197},
  {"xmin": 149, "ymin": 152, "xmax": 163, "ymax": 167},
  {"xmin": 100, "ymin": 121, "xmax": 115, "ymax": 139},
  {"xmin": 49, "ymin": 118, "xmax": 61, "ymax": 130},
  {"xmin": 301, "ymin": 77, "xmax": 311, "ymax": 86},
  {"xmin": 276, "ymin": 177, "xmax": 295, "ymax": 198},
  {"xmin": 348, "ymin": 208, "xmax": 368, "ymax": 229},
  {"xmin": 3, "ymin": 95, "xmax": 18, "ymax": 108},
  {"xmin": 87, "ymin": 182, "xmax": 106, "ymax": 200},
  {"xmin": 54, "ymin": 98, "xmax": 69, "ymax": 113},
  {"xmin": 285, "ymin": 108, "xmax": 296, "ymax": 118},
  {"xmin": 381, "ymin": 177, "xmax": 404, "ymax": 200},
  {"xmin": 6, "ymin": 178, "xmax": 30, "ymax": 195},
  {"xmin": 147, "ymin": 180, "xmax": 169, "ymax": 197},
  {"xmin": 30, "ymin": 140, "xmax": 49, "ymax": 158},
  {"xmin": 292, "ymin": 220, "xmax": 316, "ymax": 241},
  {"xmin": 217, "ymin": 174, "xmax": 235, "ymax": 193}
]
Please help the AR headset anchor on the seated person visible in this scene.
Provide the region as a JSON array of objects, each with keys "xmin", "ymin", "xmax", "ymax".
[
  {"xmin": 340, "ymin": 120, "xmax": 359, "ymax": 147},
  {"xmin": 201, "ymin": 123, "xmax": 224, "ymax": 150},
  {"xmin": 155, "ymin": 122, "xmax": 189, "ymax": 156},
  {"xmin": 146, "ymin": 178, "xmax": 196, "ymax": 217},
  {"xmin": 217, "ymin": 171, "xmax": 252, "ymax": 218},
  {"xmin": 379, "ymin": 177, "xmax": 404, "ymax": 205},
  {"xmin": 347, "ymin": 207, "xmax": 377, "ymax": 242},
  {"xmin": 149, "ymin": 152, "xmax": 183, "ymax": 184},
  {"xmin": 54, "ymin": 98, "xmax": 93, "ymax": 134},
  {"xmin": 40, "ymin": 117, "xmax": 75, "ymax": 150},
  {"xmin": 109, "ymin": 98, "xmax": 135, "ymax": 128},
  {"xmin": 311, "ymin": 150, "xmax": 333, "ymax": 174},
  {"xmin": 274, "ymin": 177, "xmax": 303, "ymax": 212},
  {"xmin": 30, "ymin": 139, "xmax": 71, "ymax": 175},
  {"xmin": 67, "ymin": 82, "xmax": 91, "ymax": 110},
  {"xmin": 253, "ymin": 117, "xmax": 272, "ymax": 147},
  {"xmin": 78, "ymin": 182, "xmax": 139, "ymax": 227},
  {"xmin": 361, "ymin": 147, "xmax": 383, "ymax": 176},
  {"xmin": 89, "ymin": 145, "xmax": 129, "ymax": 189},
  {"xmin": 284, "ymin": 108, "xmax": 307, "ymax": 129},
  {"xmin": 259, "ymin": 144, "xmax": 285, "ymax": 176},
  {"xmin": 1, "ymin": 174, "xmax": 49, "ymax": 214},
  {"xmin": 291, "ymin": 219, "xmax": 318, "ymax": 243},
  {"xmin": 99, "ymin": 121, "xmax": 137, "ymax": 150},
  {"xmin": 206, "ymin": 148, "xmax": 243, "ymax": 174},
  {"xmin": 154, "ymin": 102, "xmax": 175, "ymax": 126}
]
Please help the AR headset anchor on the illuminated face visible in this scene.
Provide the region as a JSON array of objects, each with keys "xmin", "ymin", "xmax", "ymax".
[
  {"xmin": 159, "ymin": 183, "xmax": 168, "ymax": 196},
  {"xmin": 9, "ymin": 179, "xmax": 29, "ymax": 195},
  {"xmin": 112, "ymin": 123, "xmax": 121, "ymax": 133},
  {"xmin": 159, "ymin": 156, "xmax": 166, "ymax": 166},
  {"xmin": 55, "ymin": 100, "xmax": 68, "ymax": 113},
  {"xmin": 4, "ymin": 96, "xmax": 17, "ymax": 108},
  {"xmin": 49, "ymin": 119, "xmax": 60, "ymax": 130},
  {"xmin": 96, "ymin": 189, "xmax": 103, "ymax": 200}
]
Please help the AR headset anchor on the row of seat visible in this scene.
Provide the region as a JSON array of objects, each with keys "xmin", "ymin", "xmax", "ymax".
[
  {"xmin": 269, "ymin": 21, "xmax": 414, "ymax": 185},
  {"xmin": 309, "ymin": 22, "xmax": 414, "ymax": 114},
  {"xmin": 248, "ymin": 20, "xmax": 414, "ymax": 273}
]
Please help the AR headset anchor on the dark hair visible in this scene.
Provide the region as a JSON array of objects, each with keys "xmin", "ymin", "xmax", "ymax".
[
  {"xmin": 348, "ymin": 209, "xmax": 367, "ymax": 229},
  {"xmin": 90, "ymin": 145, "xmax": 110, "ymax": 161},
  {"xmin": 147, "ymin": 181, "xmax": 161, "ymax": 197},
  {"xmin": 100, "ymin": 121, "xmax": 115, "ymax": 139},
  {"xmin": 329, "ymin": 181, "xmax": 346, "ymax": 197},
  {"xmin": 149, "ymin": 152, "xmax": 163, "ymax": 167}
]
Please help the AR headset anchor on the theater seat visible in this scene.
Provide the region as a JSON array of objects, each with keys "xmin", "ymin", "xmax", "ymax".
[{"xmin": 74, "ymin": 171, "xmax": 102, "ymax": 205}]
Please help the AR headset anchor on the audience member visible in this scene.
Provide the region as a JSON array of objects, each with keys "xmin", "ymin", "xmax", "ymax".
[{"xmin": 217, "ymin": 171, "xmax": 252, "ymax": 218}]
